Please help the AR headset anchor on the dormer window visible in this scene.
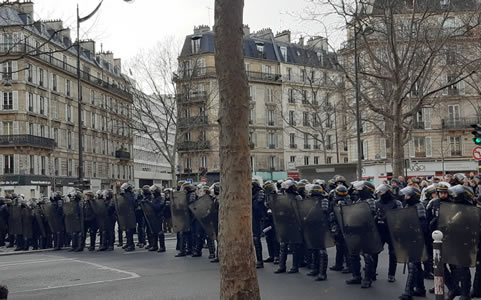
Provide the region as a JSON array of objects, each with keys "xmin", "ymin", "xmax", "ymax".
[
  {"xmin": 191, "ymin": 36, "xmax": 202, "ymax": 54},
  {"xmin": 280, "ymin": 46, "xmax": 287, "ymax": 62},
  {"xmin": 255, "ymin": 41, "xmax": 264, "ymax": 56}
]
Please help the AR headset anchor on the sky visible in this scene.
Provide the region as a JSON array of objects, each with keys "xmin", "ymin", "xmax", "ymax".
[{"xmin": 33, "ymin": 0, "xmax": 345, "ymax": 64}]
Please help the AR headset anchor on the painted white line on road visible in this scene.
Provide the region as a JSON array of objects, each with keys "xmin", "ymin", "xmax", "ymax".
[
  {"xmin": 0, "ymin": 258, "xmax": 75, "ymax": 268},
  {"xmin": 122, "ymin": 250, "xmax": 149, "ymax": 255},
  {"xmin": 12, "ymin": 259, "xmax": 140, "ymax": 294}
]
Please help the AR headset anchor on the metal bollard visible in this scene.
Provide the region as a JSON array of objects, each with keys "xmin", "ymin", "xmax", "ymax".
[{"xmin": 432, "ymin": 230, "xmax": 444, "ymax": 300}]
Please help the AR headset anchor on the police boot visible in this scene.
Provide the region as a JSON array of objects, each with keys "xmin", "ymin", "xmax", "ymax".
[
  {"xmin": 31, "ymin": 237, "xmax": 39, "ymax": 250},
  {"xmin": 149, "ymin": 234, "xmax": 159, "ymax": 252},
  {"xmin": 274, "ymin": 243, "xmax": 287, "ymax": 273},
  {"xmin": 207, "ymin": 238, "xmax": 215, "ymax": 259},
  {"xmin": 69, "ymin": 233, "xmax": 78, "ymax": 252},
  {"xmin": 316, "ymin": 251, "xmax": 328, "ymax": 281},
  {"xmin": 54, "ymin": 232, "xmax": 62, "ymax": 250},
  {"xmin": 192, "ymin": 236, "xmax": 203, "ymax": 257},
  {"xmin": 264, "ymin": 232, "xmax": 275, "ymax": 263},
  {"xmin": 288, "ymin": 244, "xmax": 299, "ymax": 273},
  {"xmin": 307, "ymin": 251, "xmax": 320, "ymax": 276},
  {"xmin": 253, "ymin": 237, "xmax": 264, "ymax": 268},
  {"xmin": 98, "ymin": 231, "xmax": 108, "ymax": 251},
  {"xmin": 157, "ymin": 233, "xmax": 166, "ymax": 253},
  {"xmin": 23, "ymin": 238, "xmax": 30, "ymax": 251},
  {"xmin": 211, "ymin": 247, "xmax": 219, "ymax": 263},
  {"xmin": 74, "ymin": 233, "xmax": 84, "ymax": 252},
  {"xmin": 88, "ymin": 232, "xmax": 96, "ymax": 251},
  {"xmin": 117, "ymin": 229, "xmax": 123, "ymax": 247},
  {"xmin": 175, "ymin": 233, "xmax": 187, "ymax": 257},
  {"xmin": 125, "ymin": 230, "xmax": 135, "ymax": 252},
  {"xmin": 107, "ymin": 230, "xmax": 115, "ymax": 251},
  {"xmin": 145, "ymin": 231, "xmax": 153, "ymax": 250}
]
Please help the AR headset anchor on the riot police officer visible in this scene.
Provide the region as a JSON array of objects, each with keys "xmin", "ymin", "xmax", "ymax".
[
  {"xmin": 118, "ymin": 183, "xmax": 137, "ymax": 252},
  {"xmin": 98, "ymin": 189, "xmax": 116, "ymax": 251},
  {"xmin": 398, "ymin": 186, "xmax": 427, "ymax": 300},
  {"xmin": 0, "ymin": 197, "xmax": 8, "ymax": 247},
  {"xmin": 83, "ymin": 192, "xmax": 98, "ymax": 251},
  {"xmin": 252, "ymin": 178, "xmax": 266, "ymax": 268},
  {"xmin": 175, "ymin": 182, "xmax": 195, "ymax": 257},
  {"xmin": 262, "ymin": 180, "xmax": 280, "ymax": 265},
  {"xmin": 329, "ymin": 185, "xmax": 352, "ymax": 273},
  {"xmin": 64, "ymin": 190, "xmax": 84, "ymax": 252},
  {"xmin": 373, "ymin": 184, "xmax": 402, "ymax": 282},
  {"xmin": 346, "ymin": 181, "xmax": 377, "ymax": 288},
  {"xmin": 209, "ymin": 182, "xmax": 221, "ymax": 263},
  {"xmin": 147, "ymin": 185, "xmax": 166, "ymax": 253}
]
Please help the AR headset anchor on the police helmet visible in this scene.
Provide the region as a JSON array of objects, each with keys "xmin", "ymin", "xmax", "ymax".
[
  {"xmin": 120, "ymin": 182, "xmax": 133, "ymax": 192},
  {"xmin": 375, "ymin": 184, "xmax": 392, "ymax": 195},
  {"xmin": 310, "ymin": 184, "xmax": 325, "ymax": 197},
  {"xmin": 335, "ymin": 185, "xmax": 349, "ymax": 200},
  {"xmin": 436, "ymin": 182, "xmax": 450, "ymax": 193},
  {"xmin": 400, "ymin": 186, "xmax": 421, "ymax": 202}
]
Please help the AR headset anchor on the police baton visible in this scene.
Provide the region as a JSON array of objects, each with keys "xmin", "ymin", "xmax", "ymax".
[{"xmin": 432, "ymin": 230, "xmax": 444, "ymax": 300}]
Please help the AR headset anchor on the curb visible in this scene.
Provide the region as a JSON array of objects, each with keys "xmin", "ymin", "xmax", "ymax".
[{"xmin": 0, "ymin": 248, "xmax": 56, "ymax": 257}]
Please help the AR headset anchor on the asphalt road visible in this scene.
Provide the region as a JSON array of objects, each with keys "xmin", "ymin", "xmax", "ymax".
[{"xmin": 1, "ymin": 239, "xmax": 437, "ymax": 300}]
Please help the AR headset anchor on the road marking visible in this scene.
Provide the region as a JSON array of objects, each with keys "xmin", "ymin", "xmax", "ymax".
[
  {"xmin": 12, "ymin": 259, "xmax": 140, "ymax": 294},
  {"xmin": 0, "ymin": 258, "xmax": 75, "ymax": 268},
  {"xmin": 123, "ymin": 250, "xmax": 149, "ymax": 255}
]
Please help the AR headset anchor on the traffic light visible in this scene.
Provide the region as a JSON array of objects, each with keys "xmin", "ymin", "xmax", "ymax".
[{"xmin": 471, "ymin": 124, "xmax": 481, "ymax": 145}]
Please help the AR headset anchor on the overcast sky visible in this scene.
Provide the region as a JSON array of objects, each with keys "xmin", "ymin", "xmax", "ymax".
[{"xmin": 33, "ymin": 0, "xmax": 344, "ymax": 63}]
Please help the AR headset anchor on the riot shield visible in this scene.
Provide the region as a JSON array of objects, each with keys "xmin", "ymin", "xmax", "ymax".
[
  {"xmin": 270, "ymin": 193, "xmax": 303, "ymax": 244},
  {"xmin": 296, "ymin": 197, "xmax": 334, "ymax": 249},
  {"xmin": 334, "ymin": 202, "xmax": 383, "ymax": 255},
  {"xmin": 188, "ymin": 194, "xmax": 219, "ymax": 240},
  {"xmin": 21, "ymin": 206, "xmax": 34, "ymax": 239},
  {"xmin": 114, "ymin": 194, "xmax": 136, "ymax": 231},
  {"xmin": 438, "ymin": 202, "xmax": 481, "ymax": 267},
  {"xmin": 41, "ymin": 203, "xmax": 63, "ymax": 233},
  {"xmin": 33, "ymin": 206, "xmax": 47, "ymax": 237},
  {"xmin": 0, "ymin": 210, "xmax": 7, "ymax": 234},
  {"xmin": 385, "ymin": 206, "xmax": 427, "ymax": 263},
  {"xmin": 140, "ymin": 201, "xmax": 163, "ymax": 234},
  {"xmin": 8, "ymin": 205, "xmax": 22, "ymax": 235},
  {"xmin": 89, "ymin": 199, "xmax": 108, "ymax": 231},
  {"xmin": 63, "ymin": 201, "xmax": 83, "ymax": 233},
  {"xmin": 171, "ymin": 191, "xmax": 191, "ymax": 233}
]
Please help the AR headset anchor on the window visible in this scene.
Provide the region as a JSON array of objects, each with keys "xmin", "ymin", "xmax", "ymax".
[
  {"xmin": 304, "ymin": 156, "xmax": 309, "ymax": 165},
  {"xmin": 267, "ymin": 132, "xmax": 276, "ymax": 149},
  {"xmin": 52, "ymin": 74, "xmax": 57, "ymax": 91},
  {"xmin": 447, "ymin": 104, "xmax": 460, "ymax": 127},
  {"xmin": 289, "ymin": 111, "xmax": 295, "ymax": 126},
  {"xmin": 27, "ymin": 64, "xmax": 32, "ymax": 82},
  {"xmin": 326, "ymin": 114, "xmax": 332, "ymax": 128},
  {"xmin": 90, "ymin": 90, "xmax": 95, "ymax": 105},
  {"xmin": 2, "ymin": 122, "xmax": 13, "ymax": 135},
  {"xmin": 290, "ymin": 156, "xmax": 296, "ymax": 163},
  {"xmin": 2, "ymin": 61, "xmax": 12, "ymax": 80},
  {"xmin": 248, "ymin": 85, "xmax": 255, "ymax": 100},
  {"xmin": 28, "ymin": 93, "xmax": 33, "ymax": 112},
  {"xmin": 326, "ymin": 156, "xmax": 332, "ymax": 164},
  {"xmin": 304, "ymin": 133, "xmax": 310, "ymax": 149},
  {"xmin": 4, "ymin": 155, "xmax": 13, "ymax": 174},
  {"xmin": 28, "ymin": 123, "xmax": 33, "ymax": 135},
  {"xmin": 280, "ymin": 46, "xmax": 287, "ymax": 62},
  {"xmin": 302, "ymin": 90, "xmax": 308, "ymax": 104},
  {"xmin": 313, "ymin": 134, "xmax": 319, "ymax": 149},
  {"xmin": 314, "ymin": 156, "xmax": 319, "ymax": 164},
  {"xmin": 67, "ymin": 131, "xmax": 72, "ymax": 149},
  {"xmin": 63, "ymin": 55, "xmax": 67, "ymax": 69},
  {"xmin": 41, "ymin": 156, "xmax": 46, "ymax": 175},
  {"xmin": 248, "ymin": 108, "xmax": 254, "ymax": 124},
  {"xmin": 414, "ymin": 136, "xmax": 426, "ymax": 157},
  {"xmin": 289, "ymin": 133, "xmax": 296, "ymax": 148},
  {"xmin": 66, "ymin": 79, "xmax": 71, "ymax": 96},
  {"xmin": 301, "ymin": 69, "xmax": 306, "ymax": 82},
  {"xmin": 200, "ymin": 156, "xmax": 207, "ymax": 169},
  {"xmin": 446, "ymin": 47, "xmax": 456, "ymax": 65},
  {"xmin": 53, "ymin": 128, "xmax": 58, "ymax": 143},
  {"xmin": 54, "ymin": 158, "xmax": 59, "ymax": 176},
  {"xmin": 184, "ymin": 131, "xmax": 191, "ymax": 142},
  {"xmin": 255, "ymin": 42, "xmax": 264, "ymax": 56},
  {"xmin": 449, "ymin": 136, "xmax": 462, "ymax": 156},
  {"xmin": 3, "ymin": 92, "xmax": 12, "ymax": 110},
  {"xmin": 39, "ymin": 68, "xmax": 44, "ymax": 86},
  {"xmin": 39, "ymin": 96, "xmax": 45, "ymax": 115},
  {"xmin": 29, "ymin": 155, "xmax": 34, "ymax": 174},
  {"xmin": 326, "ymin": 135, "xmax": 332, "ymax": 150},
  {"xmin": 302, "ymin": 112, "xmax": 309, "ymax": 126},
  {"xmin": 67, "ymin": 104, "xmax": 72, "ymax": 122},
  {"xmin": 92, "ymin": 112, "xmax": 96, "ymax": 129},
  {"xmin": 311, "ymin": 91, "xmax": 318, "ymax": 104},
  {"xmin": 288, "ymin": 88, "xmax": 294, "ymax": 103},
  {"xmin": 184, "ymin": 157, "xmax": 192, "ymax": 170},
  {"xmin": 191, "ymin": 37, "xmax": 201, "ymax": 54},
  {"xmin": 68, "ymin": 159, "xmax": 72, "ymax": 176},
  {"xmin": 268, "ymin": 156, "xmax": 276, "ymax": 170},
  {"xmin": 40, "ymin": 125, "xmax": 45, "ymax": 137},
  {"xmin": 267, "ymin": 110, "xmax": 275, "ymax": 126},
  {"xmin": 287, "ymin": 67, "xmax": 292, "ymax": 80},
  {"xmin": 267, "ymin": 88, "xmax": 273, "ymax": 102}
]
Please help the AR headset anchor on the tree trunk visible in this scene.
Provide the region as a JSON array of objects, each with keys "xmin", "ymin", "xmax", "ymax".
[
  {"xmin": 214, "ymin": 0, "xmax": 261, "ymax": 299},
  {"xmin": 392, "ymin": 105, "xmax": 405, "ymax": 178},
  {"xmin": 170, "ymin": 163, "xmax": 177, "ymax": 189}
]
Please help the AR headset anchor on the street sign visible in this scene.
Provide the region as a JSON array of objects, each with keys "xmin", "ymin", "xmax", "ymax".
[
  {"xmin": 473, "ymin": 146, "xmax": 481, "ymax": 161},
  {"xmin": 201, "ymin": 177, "xmax": 207, "ymax": 183},
  {"xmin": 186, "ymin": 179, "xmax": 193, "ymax": 184}
]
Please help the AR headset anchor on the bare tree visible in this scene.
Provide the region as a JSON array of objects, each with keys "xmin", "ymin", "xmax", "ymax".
[
  {"xmin": 214, "ymin": 0, "xmax": 261, "ymax": 299},
  {"xmin": 306, "ymin": 0, "xmax": 481, "ymax": 177}
]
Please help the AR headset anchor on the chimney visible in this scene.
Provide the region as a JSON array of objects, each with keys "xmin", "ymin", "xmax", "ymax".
[
  {"xmin": 7, "ymin": 1, "xmax": 34, "ymax": 21},
  {"xmin": 81, "ymin": 40, "xmax": 96, "ymax": 55},
  {"xmin": 194, "ymin": 25, "xmax": 210, "ymax": 34},
  {"xmin": 43, "ymin": 19, "xmax": 64, "ymax": 32},
  {"xmin": 252, "ymin": 28, "xmax": 273, "ymax": 40},
  {"xmin": 307, "ymin": 36, "xmax": 329, "ymax": 51},
  {"xmin": 114, "ymin": 58, "xmax": 122, "ymax": 73},
  {"xmin": 298, "ymin": 36, "xmax": 304, "ymax": 46},
  {"xmin": 275, "ymin": 30, "xmax": 291, "ymax": 43},
  {"xmin": 243, "ymin": 24, "xmax": 250, "ymax": 37}
]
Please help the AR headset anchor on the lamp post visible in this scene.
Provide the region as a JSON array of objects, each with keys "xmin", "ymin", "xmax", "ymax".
[{"xmin": 76, "ymin": 0, "xmax": 134, "ymax": 190}]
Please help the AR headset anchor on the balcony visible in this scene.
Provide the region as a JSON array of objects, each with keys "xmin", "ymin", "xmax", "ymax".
[
  {"xmin": 174, "ymin": 67, "xmax": 217, "ymax": 81},
  {"xmin": 289, "ymin": 144, "xmax": 297, "ymax": 149},
  {"xmin": 115, "ymin": 150, "xmax": 131, "ymax": 160},
  {"xmin": 177, "ymin": 140, "xmax": 210, "ymax": 151},
  {"xmin": 0, "ymin": 43, "xmax": 130, "ymax": 98},
  {"xmin": 442, "ymin": 117, "xmax": 481, "ymax": 129},
  {"xmin": 246, "ymin": 71, "xmax": 282, "ymax": 83},
  {"xmin": 176, "ymin": 91, "xmax": 208, "ymax": 103},
  {"xmin": 314, "ymin": 145, "xmax": 320, "ymax": 150},
  {"xmin": 268, "ymin": 144, "xmax": 276, "ymax": 149},
  {"xmin": 178, "ymin": 115, "xmax": 208, "ymax": 128},
  {"xmin": 304, "ymin": 144, "xmax": 311, "ymax": 149},
  {"xmin": 0, "ymin": 135, "xmax": 56, "ymax": 149},
  {"xmin": 413, "ymin": 121, "xmax": 425, "ymax": 129}
]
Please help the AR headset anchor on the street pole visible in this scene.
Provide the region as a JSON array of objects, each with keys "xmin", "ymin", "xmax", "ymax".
[
  {"xmin": 432, "ymin": 230, "xmax": 445, "ymax": 300},
  {"xmin": 76, "ymin": 4, "xmax": 84, "ymax": 190},
  {"xmin": 354, "ymin": 13, "xmax": 362, "ymax": 180}
]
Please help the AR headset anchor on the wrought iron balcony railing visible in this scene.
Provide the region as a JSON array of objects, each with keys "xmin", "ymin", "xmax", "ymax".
[{"xmin": 0, "ymin": 134, "xmax": 56, "ymax": 149}]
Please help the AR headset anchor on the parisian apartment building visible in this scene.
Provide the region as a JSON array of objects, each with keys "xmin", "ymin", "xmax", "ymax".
[{"xmin": 0, "ymin": 1, "xmax": 134, "ymax": 197}]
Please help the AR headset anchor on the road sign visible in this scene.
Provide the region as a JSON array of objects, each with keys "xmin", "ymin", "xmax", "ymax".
[
  {"xmin": 186, "ymin": 179, "xmax": 193, "ymax": 184},
  {"xmin": 473, "ymin": 146, "xmax": 481, "ymax": 161},
  {"xmin": 201, "ymin": 177, "xmax": 207, "ymax": 183}
]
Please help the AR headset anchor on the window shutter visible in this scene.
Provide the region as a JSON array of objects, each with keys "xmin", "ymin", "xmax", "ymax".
[
  {"xmin": 0, "ymin": 92, "xmax": 3, "ymax": 110},
  {"xmin": 442, "ymin": 75, "xmax": 448, "ymax": 95},
  {"xmin": 0, "ymin": 155, "xmax": 3, "ymax": 175},
  {"xmin": 11, "ymin": 61, "xmax": 17, "ymax": 80},
  {"xmin": 12, "ymin": 91, "xmax": 18, "ymax": 110},
  {"xmin": 0, "ymin": 122, "xmax": 3, "ymax": 135},
  {"xmin": 33, "ymin": 94, "xmax": 38, "ymax": 113},
  {"xmin": 65, "ymin": 104, "xmax": 68, "ymax": 121},
  {"xmin": 351, "ymin": 140, "xmax": 358, "ymax": 161},
  {"xmin": 425, "ymin": 136, "xmax": 432, "ymax": 157},
  {"xmin": 424, "ymin": 107, "xmax": 432, "ymax": 129},
  {"xmin": 458, "ymin": 80, "xmax": 465, "ymax": 95},
  {"xmin": 13, "ymin": 121, "xmax": 18, "ymax": 134},
  {"xmin": 44, "ymin": 97, "xmax": 48, "ymax": 116},
  {"xmin": 45, "ymin": 70, "xmax": 49, "ymax": 88},
  {"xmin": 409, "ymin": 140, "xmax": 415, "ymax": 158},
  {"xmin": 14, "ymin": 154, "xmax": 19, "ymax": 174},
  {"xmin": 64, "ymin": 79, "xmax": 67, "ymax": 96},
  {"xmin": 32, "ymin": 65, "xmax": 37, "ymax": 84}
]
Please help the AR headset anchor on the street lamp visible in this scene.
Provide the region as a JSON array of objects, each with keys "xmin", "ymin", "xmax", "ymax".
[{"xmin": 76, "ymin": 0, "xmax": 133, "ymax": 190}]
